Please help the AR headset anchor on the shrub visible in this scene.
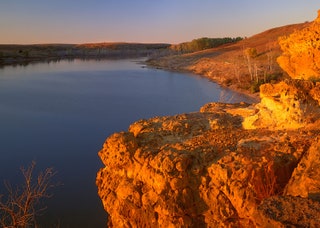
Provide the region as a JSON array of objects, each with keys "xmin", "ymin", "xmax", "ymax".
[
  {"xmin": 265, "ymin": 73, "xmax": 283, "ymax": 83},
  {"xmin": 250, "ymin": 81, "xmax": 262, "ymax": 93},
  {"xmin": 244, "ymin": 48, "xmax": 258, "ymax": 58},
  {"xmin": 0, "ymin": 161, "xmax": 56, "ymax": 228},
  {"xmin": 251, "ymin": 161, "xmax": 280, "ymax": 202}
]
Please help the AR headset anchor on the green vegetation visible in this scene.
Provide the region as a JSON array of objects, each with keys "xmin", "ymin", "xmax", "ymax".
[
  {"xmin": 171, "ymin": 37, "xmax": 243, "ymax": 53},
  {"xmin": 249, "ymin": 73, "xmax": 283, "ymax": 93}
]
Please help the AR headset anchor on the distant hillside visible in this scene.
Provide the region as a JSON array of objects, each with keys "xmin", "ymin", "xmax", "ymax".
[
  {"xmin": 77, "ymin": 42, "xmax": 170, "ymax": 50},
  {"xmin": 148, "ymin": 22, "xmax": 311, "ymax": 96},
  {"xmin": 170, "ymin": 37, "xmax": 243, "ymax": 53},
  {"xmin": 0, "ymin": 43, "xmax": 171, "ymax": 66}
]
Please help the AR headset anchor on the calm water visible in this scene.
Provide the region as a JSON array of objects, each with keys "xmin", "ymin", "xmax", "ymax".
[{"xmin": 0, "ymin": 59, "xmax": 255, "ymax": 227}]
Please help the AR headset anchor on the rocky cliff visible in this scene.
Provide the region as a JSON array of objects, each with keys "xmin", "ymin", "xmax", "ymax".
[
  {"xmin": 96, "ymin": 90, "xmax": 320, "ymax": 227},
  {"xmin": 96, "ymin": 11, "xmax": 320, "ymax": 228},
  {"xmin": 277, "ymin": 10, "xmax": 320, "ymax": 80}
]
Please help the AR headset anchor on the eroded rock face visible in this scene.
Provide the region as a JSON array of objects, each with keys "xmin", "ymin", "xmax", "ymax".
[
  {"xmin": 243, "ymin": 80, "xmax": 320, "ymax": 130},
  {"xmin": 277, "ymin": 10, "xmax": 320, "ymax": 80},
  {"xmin": 96, "ymin": 101, "xmax": 320, "ymax": 227},
  {"xmin": 257, "ymin": 196, "xmax": 320, "ymax": 227},
  {"xmin": 285, "ymin": 136, "xmax": 320, "ymax": 201}
]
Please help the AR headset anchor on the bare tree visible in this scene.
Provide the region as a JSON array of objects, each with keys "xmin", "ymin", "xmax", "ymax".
[
  {"xmin": 253, "ymin": 63, "xmax": 259, "ymax": 83},
  {"xmin": 243, "ymin": 47, "xmax": 257, "ymax": 81},
  {"xmin": 232, "ymin": 57, "xmax": 241, "ymax": 83},
  {"xmin": 0, "ymin": 161, "xmax": 56, "ymax": 228},
  {"xmin": 266, "ymin": 42, "xmax": 275, "ymax": 73}
]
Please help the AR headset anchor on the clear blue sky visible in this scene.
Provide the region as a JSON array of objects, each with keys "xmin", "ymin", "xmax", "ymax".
[{"xmin": 1, "ymin": 0, "xmax": 319, "ymax": 44}]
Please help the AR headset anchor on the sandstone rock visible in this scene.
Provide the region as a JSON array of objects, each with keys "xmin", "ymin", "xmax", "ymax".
[
  {"xmin": 257, "ymin": 196, "xmax": 320, "ymax": 227},
  {"xmin": 285, "ymin": 136, "xmax": 320, "ymax": 201},
  {"xmin": 277, "ymin": 10, "xmax": 320, "ymax": 80},
  {"xmin": 96, "ymin": 102, "xmax": 318, "ymax": 227},
  {"xmin": 243, "ymin": 80, "xmax": 320, "ymax": 130}
]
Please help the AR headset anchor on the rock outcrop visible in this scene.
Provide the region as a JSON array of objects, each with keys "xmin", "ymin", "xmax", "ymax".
[
  {"xmin": 277, "ymin": 10, "xmax": 320, "ymax": 80},
  {"xmin": 96, "ymin": 96, "xmax": 320, "ymax": 227},
  {"xmin": 96, "ymin": 10, "xmax": 320, "ymax": 228},
  {"xmin": 285, "ymin": 136, "xmax": 320, "ymax": 201},
  {"xmin": 243, "ymin": 80, "xmax": 320, "ymax": 130},
  {"xmin": 257, "ymin": 195, "xmax": 320, "ymax": 227}
]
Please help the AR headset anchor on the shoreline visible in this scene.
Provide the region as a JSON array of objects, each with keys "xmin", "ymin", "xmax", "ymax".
[
  {"xmin": 0, "ymin": 55, "xmax": 260, "ymax": 103},
  {"xmin": 145, "ymin": 60, "xmax": 260, "ymax": 103}
]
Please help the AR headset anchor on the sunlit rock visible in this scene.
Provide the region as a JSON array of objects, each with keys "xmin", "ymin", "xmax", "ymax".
[
  {"xmin": 277, "ymin": 10, "xmax": 320, "ymax": 80},
  {"xmin": 256, "ymin": 195, "xmax": 320, "ymax": 227},
  {"xmin": 96, "ymin": 102, "xmax": 319, "ymax": 227},
  {"xmin": 285, "ymin": 136, "xmax": 320, "ymax": 201},
  {"xmin": 243, "ymin": 80, "xmax": 320, "ymax": 130}
]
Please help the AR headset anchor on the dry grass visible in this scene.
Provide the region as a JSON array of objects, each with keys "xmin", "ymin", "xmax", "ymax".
[
  {"xmin": 148, "ymin": 22, "xmax": 311, "ymax": 95},
  {"xmin": 250, "ymin": 161, "xmax": 281, "ymax": 203}
]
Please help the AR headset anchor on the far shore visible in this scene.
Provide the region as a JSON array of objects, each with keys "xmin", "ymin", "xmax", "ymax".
[
  {"xmin": 0, "ymin": 43, "xmax": 171, "ymax": 67},
  {"xmin": 0, "ymin": 41, "xmax": 264, "ymax": 102}
]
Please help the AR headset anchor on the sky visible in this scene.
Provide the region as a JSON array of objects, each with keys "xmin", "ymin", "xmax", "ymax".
[{"xmin": 0, "ymin": 0, "xmax": 320, "ymax": 44}]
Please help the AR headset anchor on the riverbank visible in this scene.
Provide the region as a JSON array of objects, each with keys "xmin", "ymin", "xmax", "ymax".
[
  {"xmin": 146, "ymin": 55, "xmax": 261, "ymax": 102},
  {"xmin": 147, "ymin": 21, "xmax": 310, "ymax": 100}
]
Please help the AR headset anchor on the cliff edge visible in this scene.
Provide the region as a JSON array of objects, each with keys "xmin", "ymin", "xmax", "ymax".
[
  {"xmin": 96, "ymin": 94, "xmax": 320, "ymax": 227},
  {"xmin": 96, "ymin": 11, "xmax": 320, "ymax": 227}
]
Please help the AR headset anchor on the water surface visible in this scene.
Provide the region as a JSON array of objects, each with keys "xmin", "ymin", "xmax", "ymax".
[{"xmin": 0, "ymin": 59, "xmax": 254, "ymax": 227}]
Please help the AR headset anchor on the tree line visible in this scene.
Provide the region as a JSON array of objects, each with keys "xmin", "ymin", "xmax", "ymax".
[{"xmin": 171, "ymin": 37, "xmax": 243, "ymax": 53}]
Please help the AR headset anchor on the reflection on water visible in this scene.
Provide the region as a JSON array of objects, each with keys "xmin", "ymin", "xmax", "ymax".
[{"xmin": 0, "ymin": 59, "xmax": 255, "ymax": 227}]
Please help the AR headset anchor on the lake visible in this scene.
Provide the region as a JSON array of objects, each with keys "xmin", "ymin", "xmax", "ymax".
[{"xmin": 0, "ymin": 58, "xmax": 255, "ymax": 227}]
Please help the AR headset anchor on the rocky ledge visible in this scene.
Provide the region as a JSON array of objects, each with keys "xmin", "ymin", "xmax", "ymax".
[{"xmin": 96, "ymin": 80, "xmax": 320, "ymax": 227}]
